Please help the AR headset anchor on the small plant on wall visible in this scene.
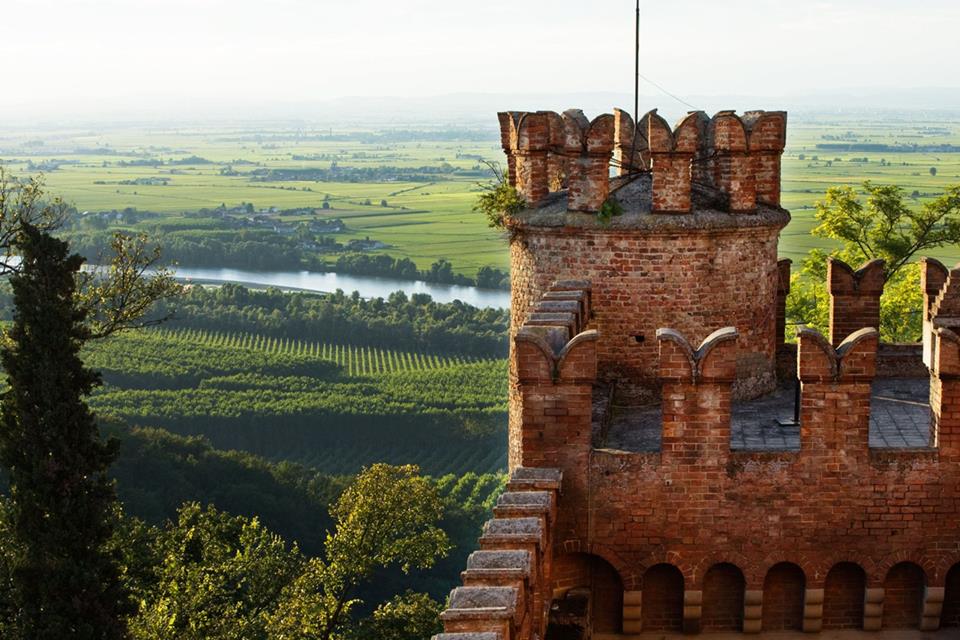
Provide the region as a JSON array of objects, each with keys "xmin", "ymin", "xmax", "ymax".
[
  {"xmin": 474, "ymin": 161, "xmax": 525, "ymax": 230},
  {"xmin": 597, "ymin": 197, "xmax": 623, "ymax": 225}
]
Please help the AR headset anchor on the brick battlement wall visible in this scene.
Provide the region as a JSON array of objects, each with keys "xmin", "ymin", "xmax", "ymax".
[
  {"xmin": 440, "ymin": 280, "xmax": 960, "ymax": 637},
  {"xmin": 506, "ymin": 282, "xmax": 960, "ymax": 636},
  {"xmin": 567, "ymin": 323, "xmax": 960, "ymax": 634},
  {"xmin": 498, "ymin": 108, "xmax": 787, "ymax": 215},
  {"xmin": 509, "ymin": 217, "xmax": 785, "ymax": 418}
]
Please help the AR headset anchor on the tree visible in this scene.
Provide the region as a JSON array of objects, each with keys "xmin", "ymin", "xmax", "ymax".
[
  {"xmin": 931, "ymin": 167, "xmax": 938, "ymax": 177},
  {"xmin": 129, "ymin": 504, "xmax": 304, "ymax": 640},
  {"xmin": 809, "ymin": 182, "xmax": 960, "ymax": 278},
  {"xmin": 0, "ymin": 169, "xmax": 68, "ymax": 275},
  {"xmin": 427, "ymin": 259, "xmax": 455, "ymax": 283},
  {"xmin": 0, "ymin": 171, "xmax": 180, "ymax": 639},
  {"xmin": 350, "ymin": 591, "xmax": 443, "ymax": 640},
  {"xmin": 786, "ymin": 182, "xmax": 960, "ymax": 341},
  {"xmin": 267, "ymin": 464, "xmax": 450, "ymax": 640},
  {"xmin": 0, "ymin": 226, "xmax": 132, "ymax": 639},
  {"xmin": 0, "ymin": 498, "xmax": 17, "ymax": 639}
]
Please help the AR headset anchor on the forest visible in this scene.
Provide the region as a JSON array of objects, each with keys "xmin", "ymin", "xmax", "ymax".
[{"xmin": 0, "ymin": 228, "xmax": 510, "ymax": 638}]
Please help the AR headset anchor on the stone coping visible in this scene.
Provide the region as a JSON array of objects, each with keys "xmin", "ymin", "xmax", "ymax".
[
  {"xmin": 466, "ymin": 550, "xmax": 531, "ymax": 572},
  {"xmin": 506, "ymin": 469, "xmax": 562, "ymax": 492},
  {"xmin": 496, "ymin": 491, "xmax": 552, "ymax": 508},
  {"xmin": 510, "ymin": 467, "xmax": 562, "ymax": 483},
  {"xmin": 441, "ymin": 586, "xmax": 518, "ymax": 619},
  {"xmin": 481, "ymin": 517, "xmax": 543, "ymax": 541}
]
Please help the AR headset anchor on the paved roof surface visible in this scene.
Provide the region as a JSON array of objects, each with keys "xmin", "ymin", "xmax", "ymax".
[{"xmin": 600, "ymin": 378, "xmax": 932, "ymax": 452}]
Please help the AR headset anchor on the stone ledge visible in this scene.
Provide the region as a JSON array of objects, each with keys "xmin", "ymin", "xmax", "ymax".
[
  {"xmin": 441, "ymin": 586, "xmax": 518, "ymax": 620},
  {"xmin": 506, "ymin": 467, "xmax": 562, "ymax": 492},
  {"xmin": 466, "ymin": 549, "xmax": 532, "ymax": 572},
  {"xmin": 480, "ymin": 517, "xmax": 543, "ymax": 543},
  {"xmin": 495, "ymin": 490, "xmax": 551, "ymax": 508}
]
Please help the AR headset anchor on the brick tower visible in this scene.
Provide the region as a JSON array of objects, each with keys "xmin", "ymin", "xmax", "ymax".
[{"xmin": 435, "ymin": 106, "xmax": 960, "ymax": 639}]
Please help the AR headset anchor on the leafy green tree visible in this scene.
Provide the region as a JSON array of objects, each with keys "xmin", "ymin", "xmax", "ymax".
[
  {"xmin": 0, "ymin": 169, "xmax": 68, "ymax": 273},
  {"xmin": 0, "ymin": 171, "xmax": 179, "ymax": 639},
  {"xmin": 0, "ymin": 498, "xmax": 17, "ymax": 639},
  {"xmin": 787, "ymin": 182, "xmax": 960, "ymax": 341},
  {"xmin": 129, "ymin": 503, "xmax": 304, "ymax": 640},
  {"xmin": 267, "ymin": 464, "xmax": 450, "ymax": 640},
  {"xmin": 350, "ymin": 591, "xmax": 443, "ymax": 640},
  {"xmin": 427, "ymin": 259, "xmax": 455, "ymax": 283},
  {"xmin": 0, "ymin": 226, "xmax": 133, "ymax": 639},
  {"xmin": 807, "ymin": 182, "xmax": 960, "ymax": 277}
]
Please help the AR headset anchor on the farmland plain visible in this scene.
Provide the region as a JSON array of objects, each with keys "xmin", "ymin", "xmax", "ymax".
[{"xmin": 2, "ymin": 112, "xmax": 958, "ymax": 278}]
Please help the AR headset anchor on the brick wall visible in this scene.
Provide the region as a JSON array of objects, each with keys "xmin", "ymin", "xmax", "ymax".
[
  {"xmin": 549, "ymin": 554, "xmax": 622, "ymax": 633},
  {"xmin": 509, "ymin": 218, "xmax": 785, "ymax": 406},
  {"xmin": 827, "ymin": 258, "xmax": 886, "ymax": 346},
  {"xmin": 539, "ymin": 327, "xmax": 960, "ymax": 633},
  {"xmin": 701, "ymin": 563, "xmax": 745, "ymax": 631},
  {"xmin": 883, "ymin": 562, "xmax": 925, "ymax": 629},
  {"xmin": 761, "ymin": 563, "xmax": 805, "ymax": 631},
  {"xmin": 823, "ymin": 562, "xmax": 866, "ymax": 629},
  {"xmin": 641, "ymin": 564, "xmax": 684, "ymax": 632}
]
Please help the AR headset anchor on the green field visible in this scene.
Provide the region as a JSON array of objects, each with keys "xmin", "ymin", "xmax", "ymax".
[
  {"xmin": 0, "ymin": 127, "xmax": 510, "ymax": 277},
  {"xmin": 780, "ymin": 114, "xmax": 960, "ymax": 265},
  {"xmin": 83, "ymin": 326, "xmax": 510, "ymax": 475},
  {"xmin": 2, "ymin": 113, "xmax": 959, "ymax": 276}
]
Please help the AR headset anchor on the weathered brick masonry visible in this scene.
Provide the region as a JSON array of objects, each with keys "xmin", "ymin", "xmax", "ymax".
[{"xmin": 436, "ymin": 107, "xmax": 960, "ymax": 639}]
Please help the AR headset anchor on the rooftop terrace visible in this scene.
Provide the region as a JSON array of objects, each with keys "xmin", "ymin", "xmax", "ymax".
[{"xmin": 597, "ymin": 378, "xmax": 932, "ymax": 453}]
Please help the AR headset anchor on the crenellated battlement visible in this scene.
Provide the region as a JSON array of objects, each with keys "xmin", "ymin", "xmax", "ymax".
[
  {"xmin": 497, "ymin": 107, "xmax": 786, "ymax": 215},
  {"xmin": 827, "ymin": 258, "xmax": 887, "ymax": 345},
  {"xmin": 514, "ymin": 279, "xmax": 596, "ymax": 384},
  {"xmin": 435, "ymin": 467, "xmax": 563, "ymax": 640},
  {"xmin": 657, "ymin": 327, "xmax": 739, "ymax": 383}
]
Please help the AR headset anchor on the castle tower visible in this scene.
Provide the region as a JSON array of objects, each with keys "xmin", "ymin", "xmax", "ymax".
[
  {"xmin": 501, "ymin": 108, "xmax": 789, "ymax": 468},
  {"xmin": 435, "ymin": 106, "xmax": 960, "ymax": 640}
]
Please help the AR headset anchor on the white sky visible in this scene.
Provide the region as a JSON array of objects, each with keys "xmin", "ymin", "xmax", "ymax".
[{"xmin": 1, "ymin": 0, "xmax": 958, "ymax": 120}]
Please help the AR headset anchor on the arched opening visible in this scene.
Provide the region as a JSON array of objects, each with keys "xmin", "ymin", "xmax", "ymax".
[
  {"xmin": 823, "ymin": 562, "xmax": 866, "ymax": 629},
  {"xmin": 883, "ymin": 562, "xmax": 925, "ymax": 629},
  {"xmin": 940, "ymin": 563, "xmax": 960, "ymax": 628},
  {"xmin": 547, "ymin": 553, "xmax": 623, "ymax": 639},
  {"xmin": 762, "ymin": 562, "xmax": 805, "ymax": 631},
  {"xmin": 702, "ymin": 562, "xmax": 745, "ymax": 632},
  {"xmin": 641, "ymin": 563, "xmax": 684, "ymax": 632}
]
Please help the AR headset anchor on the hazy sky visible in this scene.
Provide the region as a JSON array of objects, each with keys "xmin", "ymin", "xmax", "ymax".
[{"xmin": 2, "ymin": 0, "xmax": 958, "ymax": 120}]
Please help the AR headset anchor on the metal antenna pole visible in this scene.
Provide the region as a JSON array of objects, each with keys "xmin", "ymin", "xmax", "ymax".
[
  {"xmin": 634, "ymin": 0, "xmax": 639, "ymax": 132},
  {"xmin": 628, "ymin": 0, "xmax": 640, "ymax": 174}
]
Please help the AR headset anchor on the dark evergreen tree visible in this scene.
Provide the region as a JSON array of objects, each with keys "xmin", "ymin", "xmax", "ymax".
[{"xmin": 0, "ymin": 225, "xmax": 131, "ymax": 639}]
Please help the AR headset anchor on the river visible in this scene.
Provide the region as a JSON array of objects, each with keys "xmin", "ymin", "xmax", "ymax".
[{"xmin": 171, "ymin": 266, "xmax": 511, "ymax": 309}]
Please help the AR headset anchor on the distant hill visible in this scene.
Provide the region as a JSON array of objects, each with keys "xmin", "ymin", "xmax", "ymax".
[{"xmin": 4, "ymin": 88, "xmax": 959, "ymax": 129}]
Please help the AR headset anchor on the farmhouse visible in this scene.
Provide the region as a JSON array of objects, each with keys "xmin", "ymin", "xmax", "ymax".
[{"xmin": 434, "ymin": 108, "xmax": 960, "ymax": 638}]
